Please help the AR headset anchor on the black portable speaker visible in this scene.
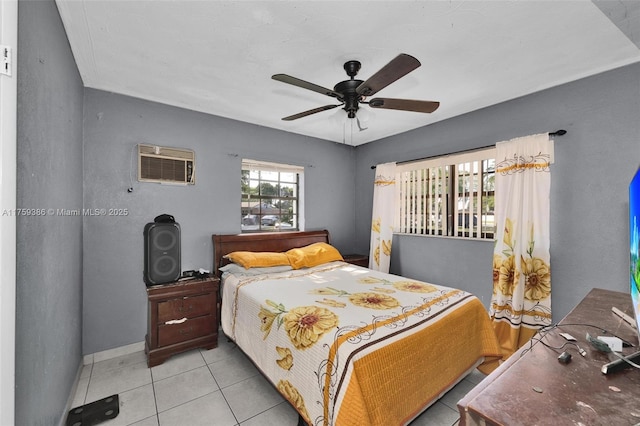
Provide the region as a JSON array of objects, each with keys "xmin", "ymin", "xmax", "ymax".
[{"xmin": 144, "ymin": 221, "xmax": 181, "ymax": 286}]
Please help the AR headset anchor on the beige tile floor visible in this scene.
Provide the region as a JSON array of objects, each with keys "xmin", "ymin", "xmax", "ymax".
[{"xmin": 71, "ymin": 336, "xmax": 485, "ymax": 426}]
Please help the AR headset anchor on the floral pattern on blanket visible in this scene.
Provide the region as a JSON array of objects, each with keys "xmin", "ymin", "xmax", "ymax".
[
  {"xmin": 259, "ymin": 300, "xmax": 339, "ymax": 350},
  {"xmin": 277, "ymin": 379, "xmax": 311, "ymax": 424},
  {"xmin": 222, "ymin": 262, "xmax": 481, "ymax": 426},
  {"xmin": 308, "ymin": 286, "xmax": 401, "ymax": 310},
  {"xmin": 359, "ymin": 276, "xmax": 439, "ymax": 294}
]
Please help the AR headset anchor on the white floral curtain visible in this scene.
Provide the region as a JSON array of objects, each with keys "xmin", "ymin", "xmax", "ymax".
[
  {"xmin": 491, "ymin": 133, "xmax": 553, "ymax": 358},
  {"xmin": 369, "ymin": 162, "xmax": 396, "ymax": 272}
]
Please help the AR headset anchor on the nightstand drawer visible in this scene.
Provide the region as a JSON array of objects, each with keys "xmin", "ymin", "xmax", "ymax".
[
  {"xmin": 157, "ymin": 314, "xmax": 215, "ymax": 347},
  {"xmin": 157, "ymin": 293, "xmax": 214, "ymax": 323}
]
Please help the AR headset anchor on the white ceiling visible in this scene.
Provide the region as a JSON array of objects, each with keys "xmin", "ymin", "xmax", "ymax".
[{"xmin": 55, "ymin": 1, "xmax": 640, "ymax": 146}]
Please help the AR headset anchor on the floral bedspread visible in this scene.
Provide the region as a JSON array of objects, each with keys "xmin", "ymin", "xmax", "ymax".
[{"xmin": 221, "ymin": 261, "xmax": 501, "ymax": 426}]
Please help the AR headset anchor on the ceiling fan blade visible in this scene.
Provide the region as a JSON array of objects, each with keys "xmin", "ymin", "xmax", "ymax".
[
  {"xmin": 282, "ymin": 104, "xmax": 341, "ymax": 121},
  {"xmin": 368, "ymin": 98, "xmax": 440, "ymax": 113},
  {"xmin": 272, "ymin": 74, "xmax": 341, "ymax": 98},
  {"xmin": 356, "ymin": 53, "xmax": 421, "ymax": 97}
]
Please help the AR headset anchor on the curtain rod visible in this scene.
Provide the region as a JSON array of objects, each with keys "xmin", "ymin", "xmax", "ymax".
[{"xmin": 370, "ymin": 129, "xmax": 567, "ymax": 169}]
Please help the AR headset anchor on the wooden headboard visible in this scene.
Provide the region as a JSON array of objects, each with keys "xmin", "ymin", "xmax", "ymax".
[{"xmin": 211, "ymin": 230, "xmax": 331, "ymax": 276}]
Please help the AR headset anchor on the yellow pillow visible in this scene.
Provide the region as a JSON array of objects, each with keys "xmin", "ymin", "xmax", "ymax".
[
  {"xmin": 225, "ymin": 251, "xmax": 290, "ymax": 269},
  {"xmin": 285, "ymin": 242, "xmax": 344, "ymax": 269}
]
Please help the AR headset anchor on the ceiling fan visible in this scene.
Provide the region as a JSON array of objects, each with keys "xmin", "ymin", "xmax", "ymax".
[{"xmin": 272, "ymin": 53, "xmax": 440, "ymax": 122}]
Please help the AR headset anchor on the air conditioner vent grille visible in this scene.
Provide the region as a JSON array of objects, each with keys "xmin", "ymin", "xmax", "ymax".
[{"xmin": 138, "ymin": 144, "xmax": 195, "ymax": 185}]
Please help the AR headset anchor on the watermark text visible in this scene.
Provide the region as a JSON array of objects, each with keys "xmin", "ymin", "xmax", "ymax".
[{"xmin": 2, "ymin": 208, "xmax": 129, "ymax": 217}]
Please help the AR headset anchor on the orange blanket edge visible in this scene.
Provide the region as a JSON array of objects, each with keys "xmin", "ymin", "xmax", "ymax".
[{"xmin": 335, "ymin": 296, "xmax": 502, "ymax": 426}]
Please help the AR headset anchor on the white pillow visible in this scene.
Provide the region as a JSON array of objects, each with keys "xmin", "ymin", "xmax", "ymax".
[{"xmin": 219, "ymin": 263, "xmax": 293, "ymax": 276}]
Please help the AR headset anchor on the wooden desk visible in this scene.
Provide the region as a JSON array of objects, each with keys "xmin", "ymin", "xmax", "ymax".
[{"xmin": 458, "ymin": 288, "xmax": 640, "ymax": 426}]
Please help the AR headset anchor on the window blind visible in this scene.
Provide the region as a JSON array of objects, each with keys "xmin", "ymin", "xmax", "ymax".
[{"xmin": 395, "ymin": 147, "xmax": 495, "ymax": 238}]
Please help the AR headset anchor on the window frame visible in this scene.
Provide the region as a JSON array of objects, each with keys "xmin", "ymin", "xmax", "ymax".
[
  {"xmin": 394, "ymin": 147, "xmax": 496, "ymax": 240},
  {"xmin": 241, "ymin": 159, "xmax": 304, "ymax": 233}
]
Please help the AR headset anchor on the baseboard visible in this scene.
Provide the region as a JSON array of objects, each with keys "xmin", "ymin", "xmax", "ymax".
[
  {"xmin": 59, "ymin": 359, "xmax": 85, "ymax": 426},
  {"xmin": 83, "ymin": 341, "xmax": 145, "ymax": 365}
]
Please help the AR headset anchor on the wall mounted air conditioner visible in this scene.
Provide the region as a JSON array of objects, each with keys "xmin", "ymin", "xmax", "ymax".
[{"xmin": 138, "ymin": 144, "xmax": 195, "ymax": 185}]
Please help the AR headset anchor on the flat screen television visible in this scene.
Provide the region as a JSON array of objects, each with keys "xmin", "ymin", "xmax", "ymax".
[
  {"xmin": 600, "ymin": 169, "xmax": 640, "ymax": 374},
  {"xmin": 630, "ymin": 166, "xmax": 640, "ymax": 340}
]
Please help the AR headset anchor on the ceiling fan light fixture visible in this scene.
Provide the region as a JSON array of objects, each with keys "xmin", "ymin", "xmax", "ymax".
[{"xmin": 356, "ymin": 107, "xmax": 371, "ymax": 121}]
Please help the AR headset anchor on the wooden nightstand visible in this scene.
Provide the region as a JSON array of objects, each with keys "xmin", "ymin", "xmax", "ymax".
[
  {"xmin": 145, "ymin": 277, "xmax": 219, "ymax": 367},
  {"xmin": 343, "ymin": 254, "xmax": 369, "ymax": 268}
]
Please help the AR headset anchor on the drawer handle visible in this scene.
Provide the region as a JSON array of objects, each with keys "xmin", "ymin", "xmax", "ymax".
[{"xmin": 165, "ymin": 317, "xmax": 187, "ymax": 325}]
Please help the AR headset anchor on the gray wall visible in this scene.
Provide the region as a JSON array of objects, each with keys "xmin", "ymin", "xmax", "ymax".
[
  {"xmin": 16, "ymin": 0, "xmax": 85, "ymax": 425},
  {"xmin": 354, "ymin": 62, "xmax": 640, "ymax": 322},
  {"xmin": 81, "ymin": 90, "xmax": 357, "ymax": 354}
]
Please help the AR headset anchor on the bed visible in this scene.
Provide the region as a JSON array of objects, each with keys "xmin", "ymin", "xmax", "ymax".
[{"xmin": 212, "ymin": 230, "xmax": 501, "ymax": 426}]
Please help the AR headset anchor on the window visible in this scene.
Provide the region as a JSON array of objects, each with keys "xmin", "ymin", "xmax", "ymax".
[
  {"xmin": 241, "ymin": 159, "xmax": 303, "ymax": 233},
  {"xmin": 395, "ymin": 147, "xmax": 495, "ymax": 239}
]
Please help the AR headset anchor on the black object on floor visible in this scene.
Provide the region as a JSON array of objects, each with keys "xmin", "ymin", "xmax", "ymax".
[{"xmin": 66, "ymin": 394, "xmax": 119, "ymax": 426}]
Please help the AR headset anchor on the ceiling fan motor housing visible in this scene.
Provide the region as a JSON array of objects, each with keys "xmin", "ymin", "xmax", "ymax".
[
  {"xmin": 334, "ymin": 79, "xmax": 363, "ymax": 118},
  {"xmin": 339, "ymin": 60, "xmax": 362, "ymax": 118}
]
